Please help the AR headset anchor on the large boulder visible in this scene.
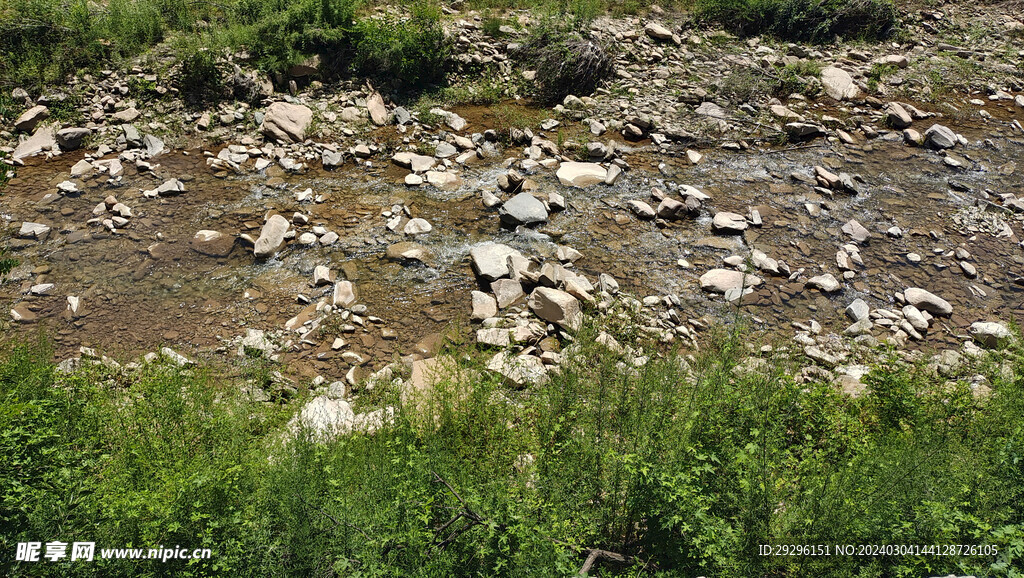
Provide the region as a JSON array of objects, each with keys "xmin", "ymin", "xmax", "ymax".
[
  {"xmin": 13, "ymin": 126, "xmax": 56, "ymax": 160},
  {"xmin": 253, "ymin": 214, "xmax": 289, "ymax": 258},
  {"xmin": 261, "ymin": 102, "xmax": 313, "ymax": 143},
  {"xmin": 821, "ymin": 66, "xmax": 864, "ymax": 101},
  {"xmin": 556, "ymin": 162, "xmax": 607, "ymax": 187},
  {"xmin": 55, "ymin": 127, "xmax": 91, "ymax": 150},
  {"xmin": 190, "ymin": 230, "xmax": 235, "ymax": 257},
  {"xmin": 527, "ymin": 287, "xmax": 582, "ymax": 331},
  {"xmin": 367, "ymin": 92, "xmax": 388, "ymax": 125},
  {"xmin": 903, "ymin": 287, "xmax": 952, "ymax": 316},
  {"xmin": 469, "ymin": 243, "xmax": 522, "ymax": 281},
  {"xmin": 14, "ymin": 105, "xmax": 49, "ymax": 132},
  {"xmin": 924, "ymin": 124, "xmax": 957, "ymax": 150},
  {"xmin": 499, "ymin": 193, "xmax": 548, "ymax": 227}
]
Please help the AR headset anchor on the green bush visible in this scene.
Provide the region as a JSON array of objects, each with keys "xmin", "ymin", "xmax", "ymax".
[
  {"xmin": 234, "ymin": 0, "xmax": 361, "ymax": 73},
  {"xmin": 692, "ymin": 0, "xmax": 898, "ymax": 43},
  {"xmin": 351, "ymin": 1, "xmax": 451, "ymax": 90},
  {"xmin": 177, "ymin": 45, "xmax": 225, "ymax": 106},
  {"xmin": 2, "ymin": 322, "xmax": 1022, "ymax": 576}
]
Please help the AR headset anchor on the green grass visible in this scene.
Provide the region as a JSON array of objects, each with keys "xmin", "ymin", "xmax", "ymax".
[{"xmin": 2, "ymin": 318, "xmax": 1023, "ymax": 576}]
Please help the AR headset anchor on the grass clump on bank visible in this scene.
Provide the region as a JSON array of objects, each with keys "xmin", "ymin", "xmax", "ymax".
[
  {"xmin": 2, "ymin": 323, "xmax": 1023, "ymax": 576},
  {"xmin": 691, "ymin": 0, "xmax": 898, "ymax": 42}
]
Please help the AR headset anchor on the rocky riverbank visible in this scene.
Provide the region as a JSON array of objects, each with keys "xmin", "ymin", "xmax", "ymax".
[{"xmin": 2, "ymin": 1, "xmax": 1023, "ymax": 406}]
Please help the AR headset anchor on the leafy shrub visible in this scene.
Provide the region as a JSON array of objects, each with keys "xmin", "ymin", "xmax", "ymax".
[
  {"xmin": 233, "ymin": 0, "xmax": 361, "ymax": 73},
  {"xmin": 177, "ymin": 45, "xmax": 225, "ymax": 106},
  {"xmin": 3, "ymin": 321, "xmax": 1023, "ymax": 576},
  {"xmin": 351, "ymin": 1, "xmax": 451, "ymax": 90},
  {"xmin": 692, "ymin": 0, "xmax": 898, "ymax": 43},
  {"xmin": 516, "ymin": 24, "xmax": 614, "ymax": 104}
]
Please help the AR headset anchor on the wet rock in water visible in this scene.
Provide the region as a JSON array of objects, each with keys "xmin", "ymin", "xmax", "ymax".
[
  {"xmin": 470, "ymin": 243, "xmax": 522, "ymax": 281},
  {"xmin": 386, "ymin": 241, "xmax": 432, "ymax": 264},
  {"xmin": 711, "ymin": 211, "xmax": 748, "ymax": 234},
  {"xmin": 528, "ymin": 287, "xmax": 582, "ymax": 331},
  {"xmin": 924, "ymin": 124, "xmax": 957, "ymax": 150},
  {"xmin": 885, "ymin": 102, "xmax": 912, "ymax": 129},
  {"xmin": 66, "ymin": 296, "xmax": 82, "ymax": 317},
  {"xmin": 845, "ymin": 298, "xmax": 870, "ymax": 322},
  {"xmin": 487, "ymin": 352, "xmax": 548, "ymax": 387},
  {"xmin": 841, "ymin": 219, "xmax": 871, "ymax": 243},
  {"xmin": 902, "ymin": 305, "xmax": 929, "ymax": 331},
  {"xmin": 11, "ymin": 304, "xmax": 37, "ymax": 323},
  {"xmin": 499, "ymin": 193, "xmax": 548, "ymax": 227},
  {"xmin": 261, "ymin": 102, "xmax": 313, "ymax": 143},
  {"xmin": 656, "ymin": 197, "xmax": 691, "ymax": 220},
  {"xmin": 144, "ymin": 179, "xmax": 185, "ymax": 197},
  {"xmin": 403, "ymin": 218, "xmax": 432, "ymax": 235},
  {"xmin": 392, "ymin": 152, "xmax": 436, "ymax": 173},
  {"xmin": 556, "ymin": 162, "xmax": 607, "ymax": 187},
  {"xmin": 313, "ymin": 265, "xmax": 332, "ymax": 286},
  {"xmin": 15, "ymin": 105, "xmax": 50, "ymax": 133},
  {"xmin": 785, "ymin": 123, "xmax": 825, "ymax": 140},
  {"xmin": 190, "ymin": 230, "xmax": 235, "ymax": 257},
  {"xmin": 253, "ymin": 214, "xmax": 289, "ymax": 258},
  {"xmin": 820, "ymin": 66, "xmax": 864, "ymax": 101},
  {"xmin": 903, "ymin": 129, "xmax": 924, "ymax": 146},
  {"xmin": 18, "ymin": 222, "xmax": 50, "ymax": 239},
  {"xmin": 55, "ymin": 127, "xmax": 90, "ymax": 150},
  {"xmin": 903, "ymin": 287, "xmax": 953, "ymax": 316},
  {"xmin": 425, "ymin": 171, "xmax": 460, "ymax": 189},
  {"xmin": 699, "ymin": 269, "xmax": 763, "ymax": 293},
  {"xmin": 471, "ymin": 291, "xmax": 498, "ymax": 321},
  {"xmin": 627, "ymin": 200, "xmax": 656, "ymax": 220},
  {"xmin": 333, "ymin": 281, "xmax": 358, "ymax": 308},
  {"xmin": 806, "ymin": 274, "xmax": 841, "ymax": 293},
  {"xmin": 969, "ymin": 321, "xmax": 1013, "ymax": 349}
]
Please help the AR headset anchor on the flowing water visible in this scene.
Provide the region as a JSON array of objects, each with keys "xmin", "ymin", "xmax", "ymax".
[{"xmin": 3, "ymin": 103, "xmax": 1023, "ymax": 381}]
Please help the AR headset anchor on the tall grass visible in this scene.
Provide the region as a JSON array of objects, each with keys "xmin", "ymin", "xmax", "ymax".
[{"xmin": 2, "ymin": 322, "xmax": 1022, "ymax": 576}]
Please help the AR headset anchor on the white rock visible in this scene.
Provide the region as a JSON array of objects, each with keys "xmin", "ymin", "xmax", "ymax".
[
  {"xmin": 699, "ymin": 269, "xmax": 762, "ymax": 293},
  {"xmin": 556, "ymin": 162, "xmax": 607, "ymax": 187},
  {"xmin": 528, "ymin": 287, "xmax": 582, "ymax": 331},
  {"xmin": 904, "ymin": 287, "xmax": 953, "ymax": 316},
  {"xmin": 969, "ymin": 322, "xmax": 1013, "ymax": 349},
  {"xmin": 261, "ymin": 102, "xmax": 313, "ymax": 144},
  {"xmin": 333, "ymin": 281, "xmax": 357, "ymax": 308},
  {"xmin": 253, "ymin": 214, "xmax": 289, "ymax": 258},
  {"xmin": 821, "ymin": 66, "xmax": 864, "ymax": 101}
]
